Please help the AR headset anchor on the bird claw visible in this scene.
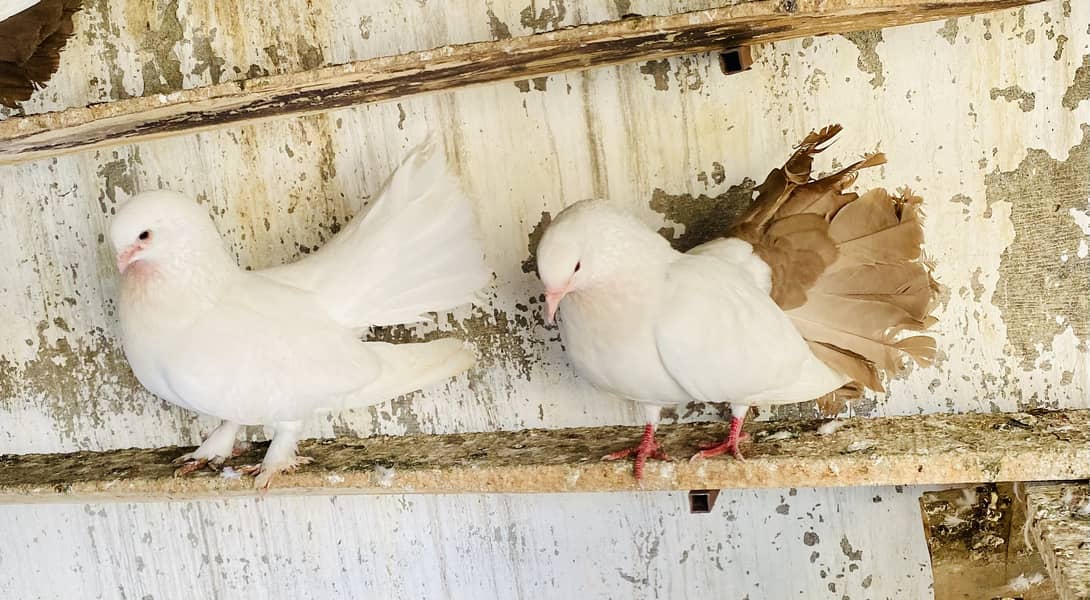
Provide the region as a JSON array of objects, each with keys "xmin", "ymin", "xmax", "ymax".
[
  {"xmin": 602, "ymin": 432, "xmax": 668, "ymax": 481},
  {"xmin": 234, "ymin": 463, "xmax": 262, "ymax": 476},
  {"xmin": 172, "ymin": 453, "xmax": 228, "ymax": 477},
  {"xmin": 690, "ymin": 440, "xmax": 746, "ymax": 462},
  {"xmin": 171, "ymin": 452, "xmax": 197, "ymax": 466},
  {"xmin": 174, "ymin": 458, "xmax": 211, "ymax": 477},
  {"xmin": 237, "ymin": 456, "xmax": 315, "ymax": 490},
  {"xmin": 602, "ymin": 447, "xmax": 635, "ymax": 461},
  {"xmin": 695, "ymin": 431, "xmax": 749, "ymax": 450},
  {"xmin": 603, "ymin": 447, "xmax": 668, "ymax": 461}
]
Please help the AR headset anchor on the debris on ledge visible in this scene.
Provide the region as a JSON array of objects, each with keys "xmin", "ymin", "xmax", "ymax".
[
  {"xmin": 1026, "ymin": 483, "xmax": 1090, "ymax": 600},
  {"xmin": 0, "ymin": 410, "xmax": 1086, "ymax": 503},
  {"xmin": 921, "ymin": 483, "xmax": 1060, "ymax": 599}
]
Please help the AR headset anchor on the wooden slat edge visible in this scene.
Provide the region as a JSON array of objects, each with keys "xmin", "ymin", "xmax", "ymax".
[
  {"xmin": 0, "ymin": 409, "xmax": 1085, "ymax": 503},
  {"xmin": 1027, "ymin": 483, "xmax": 1090, "ymax": 600},
  {"xmin": 0, "ymin": 0, "xmax": 1039, "ymax": 165}
]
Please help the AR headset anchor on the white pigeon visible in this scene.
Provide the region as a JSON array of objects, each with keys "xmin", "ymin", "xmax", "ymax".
[
  {"xmin": 536, "ymin": 125, "xmax": 937, "ymax": 480},
  {"xmin": 110, "ymin": 139, "xmax": 490, "ymax": 489}
]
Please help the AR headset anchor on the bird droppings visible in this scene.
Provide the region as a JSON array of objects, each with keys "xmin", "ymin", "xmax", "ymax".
[
  {"xmin": 817, "ymin": 420, "xmax": 845, "ymax": 436},
  {"xmin": 1006, "ymin": 572, "xmax": 1047, "ymax": 592},
  {"xmin": 988, "ymin": 125, "xmax": 1090, "ymax": 370},
  {"xmin": 373, "ymin": 465, "xmax": 395, "ymax": 487},
  {"xmin": 841, "ymin": 440, "xmax": 875, "ymax": 454},
  {"xmin": 762, "ymin": 430, "xmax": 795, "ymax": 442}
]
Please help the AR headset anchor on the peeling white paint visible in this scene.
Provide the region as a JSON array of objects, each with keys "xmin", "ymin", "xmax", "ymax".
[
  {"xmin": 0, "ymin": 0, "xmax": 1087, "ymax": 597},
  {"xmin": 0, "ymin": 486, "xmax": 933, "ymax": 599}
]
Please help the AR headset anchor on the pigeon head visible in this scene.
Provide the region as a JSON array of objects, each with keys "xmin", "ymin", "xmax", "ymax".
[
  {"xmin": 109, "ymin": 190, "xmax": 231, "ymax": 278},
  {"xmin": 536, "ymin": 199, "xmax": 673, "ymax": 324}
]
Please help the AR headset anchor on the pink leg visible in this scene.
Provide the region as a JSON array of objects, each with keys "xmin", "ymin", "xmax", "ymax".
[
  {"xmin": 603, "ymin": 423, "xmax": 669, "ymax": 480},
  {"xmin": 692, "ymin": 416, "xmax": 747, "ymax": 461}
]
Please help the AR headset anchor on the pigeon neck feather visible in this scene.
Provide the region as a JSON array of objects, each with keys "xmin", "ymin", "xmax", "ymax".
[{"xmin": 120, "ymin": 244, "xmax": 238, "ymax": 330}]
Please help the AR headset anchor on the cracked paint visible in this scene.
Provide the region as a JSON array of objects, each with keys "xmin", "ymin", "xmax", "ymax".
[
  {"xmin": 0, "ymin": 0, "xmax": 1087, "ymax": 597},
  {"xmin": 841, "ymin": 30, "xmax": 885, "ymax": 89},
  {"xmin": 990, "ymin": 84, "xmax": 1037, "ymax": 111},
  {"xmin": 1064, "ymin": 54, "xmax": 1089, "ymax": 110},
  {"xmin": 989, "ymin": 125, "xmax": 1089, "ymax": 368}
]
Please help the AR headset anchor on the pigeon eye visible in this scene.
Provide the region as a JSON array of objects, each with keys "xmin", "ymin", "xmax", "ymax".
[{"xmin": 138, "ymin": 230, "xmax": 151, "ymax": 241}]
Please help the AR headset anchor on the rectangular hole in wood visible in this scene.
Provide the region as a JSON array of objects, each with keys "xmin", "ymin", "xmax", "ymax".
[
  {"xmin": 689, "ymin": 489, "xmax": 720, "ymax": 514},
  {"xmin": 719, "ymin": 47, "xmax": 753, "ymax": 75}
]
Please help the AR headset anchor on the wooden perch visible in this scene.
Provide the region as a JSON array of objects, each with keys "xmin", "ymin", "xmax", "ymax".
[
  {"xmin": 0, "ymin": 409, "xmax": 1085, "ymax": 503},
  {"xmin": 0, "ymin": 0, "xmax": 1039, "ymax": 165},
  {"xmin": 1027, "ymin": 484, "xmax": 1090, "ymax": 600}
]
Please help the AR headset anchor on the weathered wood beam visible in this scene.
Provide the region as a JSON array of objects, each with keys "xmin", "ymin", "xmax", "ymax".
[
  {"xmin": 0, "ymin": 409, "xmax": 1085, "ymax": 503},
  {"xmin": 1027, "ymin": 484, "xmax": 1090, "ymax": 600},
  {"xmin": 0, "ymin": 0, "xmax": 1039, "ymax": 165}
]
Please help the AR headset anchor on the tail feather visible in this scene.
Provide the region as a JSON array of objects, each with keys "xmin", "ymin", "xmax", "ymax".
[
  {"xmin": 262, "ymin": 137, "xmax": 491, "ymax": 330},
  {"xmin": 807, "ymin": 342, "xmax": 882, "ymax": 391},
  {"xmin": 731, "ymin": 125, "xmax": 938, "ymax": 395},
  {"xmin": 813, "ymin": 263, "xmax": 935, "ymax": 318},
  {"xmin": 347, "ymin": 338, "xmax": 476, "ymax": 408},
  {"xmin": 0, "ymin": 0, "xmax": 82, "ymax": 108}
]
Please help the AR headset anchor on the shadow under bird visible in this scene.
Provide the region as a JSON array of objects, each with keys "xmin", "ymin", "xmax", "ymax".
[
  {"xmin": 535, "ymin": 125, "xmax": 939, "ymax": 480},
  {"xmin": 109, "ymin": 140, "xmax": 490, "ymax": 489}
]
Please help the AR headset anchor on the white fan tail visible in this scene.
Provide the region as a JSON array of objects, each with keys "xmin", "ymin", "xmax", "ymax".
[
  {"xmin": 345, "ymin": 338, "xmax": 476, "ymax": 408},
  {"xmin": 262, "ymin": 137, "xmax": 491, "ymax": 330}
]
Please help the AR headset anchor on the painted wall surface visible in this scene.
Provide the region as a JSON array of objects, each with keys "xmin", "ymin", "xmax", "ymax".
[
  {"xmin": 0, "ymin": 487, "xmax": 932, "ymax": 599},
  {"xmin": 0, "ymin": 0, "xmax": 1087, "ymax": 597}
]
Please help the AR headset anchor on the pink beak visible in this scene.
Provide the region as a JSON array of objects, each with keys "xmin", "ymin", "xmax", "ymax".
[
  {"xmin": 116, "ymin": 243, "xmax": 143, "ymax": 274},
  {"xmin": 545, "ymin": 287, "xmax": 568, "ymax": 325}
]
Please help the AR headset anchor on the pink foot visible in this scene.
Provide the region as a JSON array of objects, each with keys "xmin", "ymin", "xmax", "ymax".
[
  {"xmin": 696, "ymin": 430, "xmax": 749, "ymax": 450},
  {"xmin": 691, "ymin": 417, "xmax": 748, "ymax": 461},
  {"xmin": 603, "ymin": 423, "xmax": 669, "ymax": 480}
]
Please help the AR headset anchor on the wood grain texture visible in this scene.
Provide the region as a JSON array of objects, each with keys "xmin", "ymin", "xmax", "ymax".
[
  {"xmin": 1027, "ymin": 483, "xmax": 1090, "ymax": 600},
  {"xmin": 0, "ymin": 409, "xmax": 1085, "ymax": 503},
  {"xmin": 0, "ymin": 0, "xmax": 1040, "ymax": 165}
]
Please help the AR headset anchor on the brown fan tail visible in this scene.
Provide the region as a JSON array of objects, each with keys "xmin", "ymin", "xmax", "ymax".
[{"xmin": 730, "ymin": 125, "xmax": 939, "ymax": 393}]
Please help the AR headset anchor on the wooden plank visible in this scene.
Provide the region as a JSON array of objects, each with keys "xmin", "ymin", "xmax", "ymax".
[
  {"xmin": 1027, "ymin": 484, "xmax": 1090, "ymax": 600},
  {"xmin": 0, "ymin": 0, "xmax": 1039, "ymax": 165},
  {"xmin": 0, "ymin": 409, "xmax": 1085, "ymax": 503}
]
